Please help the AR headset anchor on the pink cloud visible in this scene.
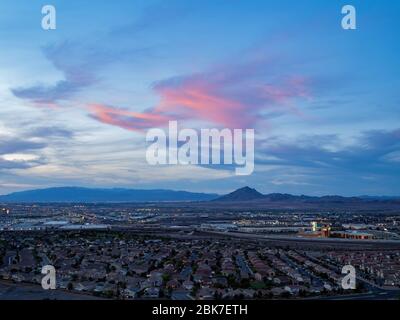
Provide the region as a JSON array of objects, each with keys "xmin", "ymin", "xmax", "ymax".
[
  {"xmin": 88, "ymin": 60, "xmax": 311, "ymax": 131},
  {"xmin": 88, "ymin": 104, "xmax": 170, "ymax": 132},
  {"xmin": 153, "ymin": 80, "xmax": 256, "ymax": 128}
]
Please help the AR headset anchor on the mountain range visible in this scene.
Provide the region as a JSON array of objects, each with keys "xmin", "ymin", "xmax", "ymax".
[
  {"xmin": 0, "ymin": 186, "xmax": 399, "ymax": 204},
  {"xmin": 0, "ymin": 187, "xmax": 218, "ymax": 203},
  {"xmin": 209, "ymin": 186, "xmax": 400, "ymax": 212},
  {"xmin": 214, "ymin": 186, "xmax": 370, "ymax": 203}
]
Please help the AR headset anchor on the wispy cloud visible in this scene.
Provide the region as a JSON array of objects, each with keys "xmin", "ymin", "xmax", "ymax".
[
  {"xmin": 11, "ymin": 41, "xmax": 99, "ymax": 105},
  {"xmin": 11, "ymin": 38, "xmax": 158, "ymax": 107},
  {"xmin": 88, "ymin": 59, "xmax": 311, "ymax": 131},
  {"xmin": 30, "ymin": 126, "xmax": 74, "ymax": 139},
  {"xmin": 88, "ymin": 104, "xmax": 170, "ymax": 132}
]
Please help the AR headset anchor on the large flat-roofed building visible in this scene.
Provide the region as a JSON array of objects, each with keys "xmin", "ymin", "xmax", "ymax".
[
  {"xmin": 332, "ymin": 230, "xmax": 374, "ymax": 240},
  {"xmin": 300, "ymin": 221, "xmax": 375, "ymax": 240}
]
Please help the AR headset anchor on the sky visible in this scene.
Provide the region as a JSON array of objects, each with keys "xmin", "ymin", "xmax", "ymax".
[{"xmin": 0, "ymin": 0, "xmax": 399, "ymax": 196}]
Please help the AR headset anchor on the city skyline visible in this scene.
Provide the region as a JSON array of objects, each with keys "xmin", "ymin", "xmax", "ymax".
[{"xmin": 1, "ymin": 0, "xmax": 400, "ymax": 196}]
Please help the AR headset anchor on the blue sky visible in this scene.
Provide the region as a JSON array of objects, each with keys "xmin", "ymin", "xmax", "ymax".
[{"xmin": 0, "ymin": 0, "xmax": 399, "ymax": 195}]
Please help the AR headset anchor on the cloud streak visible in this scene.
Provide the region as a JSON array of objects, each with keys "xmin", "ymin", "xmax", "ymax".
[{"xmin": 88, "ymin": 104, "xmax": 170, "ymax": 132}]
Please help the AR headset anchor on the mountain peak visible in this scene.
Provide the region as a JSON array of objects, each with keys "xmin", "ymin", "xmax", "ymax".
[
  {"xmin": 215, "ymin": 186, "xmax": 264, "ymax": 202},
  {"xmin": 239, "ymin": 186, "xmax": 257, "ymax": 192}
]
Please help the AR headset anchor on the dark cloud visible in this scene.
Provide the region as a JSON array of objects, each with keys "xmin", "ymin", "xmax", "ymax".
[
  {"xmin": 0, "ymin": 158, "xmax": 44, "ymax": 170},
  {"xmin": 30, "ymin": 126, "xmax": 73, "ymax": 139},
  {"xmin": 0, "ymin": 136, "xmax": 47, "ymax": 171},
  {"xmin": 11, "ymin": 80, "xmax": 91, "ymax": 105},
  {"xmin": 0, "ymin": 138, "xmax": 46, "ymax": 155},
  {"xmin": 257, "ymin": 129, "xmax": 400, "ymax": 176}
]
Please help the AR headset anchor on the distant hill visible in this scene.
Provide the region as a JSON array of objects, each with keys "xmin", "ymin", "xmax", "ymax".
[
  {"xmin": 214, "ymin": 186, "xmax": 264, "ymax": 202},
  {"xmin": 0, "ymin": 187, "xmax": 219, "ymax": 203},
  {"xmin": 214, "ymin": 187, "xmax": 399, "ymax": 204}
]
